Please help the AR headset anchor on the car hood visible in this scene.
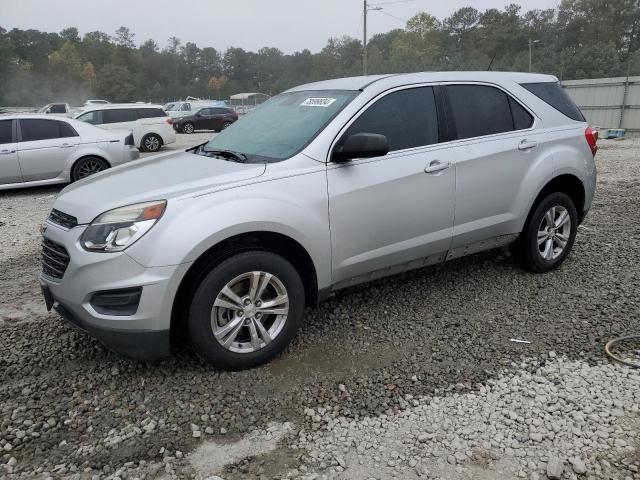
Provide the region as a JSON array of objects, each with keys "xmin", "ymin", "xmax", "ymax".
[{"xmin": 53, "ymin": 150, "xmax": 266, "ymax": 224}]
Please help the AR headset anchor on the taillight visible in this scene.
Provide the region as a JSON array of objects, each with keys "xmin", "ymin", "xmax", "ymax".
[
  {"xmin": 166, "ymin": 117, "xmax": 173, "ymax": 125},
  {"xmin": 585, "ymin": 126, "xmax": 598, "ymax": 156}
]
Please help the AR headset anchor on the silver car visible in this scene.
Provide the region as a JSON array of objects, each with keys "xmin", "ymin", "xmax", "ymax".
[
  {"xmin": 0, "ymin": 114, "xmax": 139, "ymax": 190},
  {"xmin": 40, "ymin": 72, "xmax": 597, "ymax": 369}
]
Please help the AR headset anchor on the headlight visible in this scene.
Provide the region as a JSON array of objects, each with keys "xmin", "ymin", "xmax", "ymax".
[{"xmin": 80, "ymin": 201, "xmax": 166, "ymax": 252}]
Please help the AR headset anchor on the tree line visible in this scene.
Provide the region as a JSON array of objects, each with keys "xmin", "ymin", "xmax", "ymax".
[{"xmin": 1, "ymin": 0, "xmax": 640, "ymax": 107}]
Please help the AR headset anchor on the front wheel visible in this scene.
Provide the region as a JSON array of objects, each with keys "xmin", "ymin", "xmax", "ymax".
[
  {"xmin": 511, "ymin": 192, "xmax": 578, "ymax": 273},
  {"xmin": 182, "ymin": 123, "xmax": 195, "ymax": 134},
  {"xmin": 188, "ymin": 251, "xmax": 305, "ymax": 370}
]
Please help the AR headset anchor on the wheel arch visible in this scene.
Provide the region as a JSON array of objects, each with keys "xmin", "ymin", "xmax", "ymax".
[
  {"xmin": 526, "ymin": 173, "xmax": 586, "ymax": 228},
  {"xmin": 170, "ymin": 231, "xmax": 319, "ymax": 341}
]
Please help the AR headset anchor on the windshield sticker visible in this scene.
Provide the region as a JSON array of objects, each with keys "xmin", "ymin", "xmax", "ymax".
[{"xmin": 301, "ymin": 97, "xmax": 337, "ymax": 107}]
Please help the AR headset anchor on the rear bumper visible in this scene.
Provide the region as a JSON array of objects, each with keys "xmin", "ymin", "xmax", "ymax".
[{"xmin": 52, "ymin": 300, "xmax": 170, "ymax": 360}]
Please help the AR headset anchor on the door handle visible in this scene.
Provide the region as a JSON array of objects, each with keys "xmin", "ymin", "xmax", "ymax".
[
  {"xmin": 424, "ymin": 160, "xmax": 451, "ymax": 174},
  {"xmin": 0, "ymin": 149, "xmax": 16, "ymax": 155},
  {"xmin": 59, "ymin": 143, "xmax": 74, "ymax": 148},
  {"xmin": 518, "ymin": 139, "xmax": 538, "ymax": 151}
]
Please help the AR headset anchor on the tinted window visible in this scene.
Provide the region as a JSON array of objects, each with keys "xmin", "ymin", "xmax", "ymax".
[
  {"xmin": 447, "ymin": 85, "xmax": 514, "ymax": 139},
  {"xmin": 521, "ymin": 82, "xmax": 585, "ymax": 122},
  {"xmin": 0, "ymin": 120, "xmax": 12, "ymax": 144},
  {"xmin": 211, "ymin": 108, "xmax": 228, "ymax": 114},
  {"xmin": 77, "ymin": 110, "xmax": 104, "ymax": 125},
  {"xmin": 509, "ymin": 97, "xmax": 534, "ymax": 130},
  {"xmin": 103, "ymin": 109, "xmax": 137, "ymax": 124},
  {"xmin": 137, "ymin": 108, "xmax": 165, "ymax": 119},
  {"xmin": 59, "ymin": 121, "xmax": 79, "ymax": 138},
  {"xmin": 50, "ymin": 104, "xmax": 67, "ymax": 114},
  {"xmin": 343, "ymin": 87, "xmax": 439, "ymax": 152},
  {"xmin": 20, "ymin": 119, "xmax": 61, "ymax": 141},
  {"xmin": 198, "ymin": 108, "xmax": 214, "ymax": 115}
]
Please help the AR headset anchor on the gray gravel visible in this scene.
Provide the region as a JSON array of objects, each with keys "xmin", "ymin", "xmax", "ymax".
[{"xmin": 0, "ymin": 137, "xmax": 639, "ymax": 479}]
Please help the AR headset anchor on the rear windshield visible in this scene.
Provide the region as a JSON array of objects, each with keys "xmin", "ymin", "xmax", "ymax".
[{"xmin": 520, "ymin": 82, "xmax": 585, "ymax": 122}]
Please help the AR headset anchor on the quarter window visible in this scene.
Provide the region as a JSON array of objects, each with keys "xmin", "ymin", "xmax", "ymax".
[
  {"xmin": 446, "ymin": 85, "xmax": 514, "ymax": 139},
  {"xmin": 0, "ymin": 120, "xmax": 12, "ymax": 144},
  {"xmin": 137, "ymin": 108, "xmax": 166, "ymax": 119},
  {"xmin": 58, "ymin": 121, "xmax": 79, "ymax": 138},
  {"xmin": 342, "ymin": 87, "xmax": 439, "ymax": 152}
]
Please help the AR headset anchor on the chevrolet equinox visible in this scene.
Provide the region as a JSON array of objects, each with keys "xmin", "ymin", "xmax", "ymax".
[{"xmin": 40, "ymin": 72, "xmax": 597, "ymax": 370}]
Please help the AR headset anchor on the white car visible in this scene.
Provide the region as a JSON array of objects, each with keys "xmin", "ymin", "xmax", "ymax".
[
  {"xmin": 0, "ymin": 114, "xmax": 139, "ymax": 190},
  {"xmin": 75, "ymin": 104, "xmax": 176, "ymax": 152},
  {"xmin": 84, "ymin": 99, "xmax": 110, "ymax": 106}
]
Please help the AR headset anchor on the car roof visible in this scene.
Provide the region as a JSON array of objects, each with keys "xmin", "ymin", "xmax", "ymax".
[
  {"xmin": 0, "ymin": 113, "xmax": 74, "ymax": 121},
  {"xmin": 285, "ymin": 71, "xmax": 558, "ymax": 92}
]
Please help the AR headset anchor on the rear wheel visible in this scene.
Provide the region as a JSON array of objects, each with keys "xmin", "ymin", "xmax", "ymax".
[
  {"xmin": 188, "ymin": 251, "xmax": 305, "ymax": 370},
  {"xmin": 71, "ymin": 156, "xmax": 108, "ymax": 181},
  {"xmin": 511, "ymin": 192, "xmax": 578, "ymax": 273},
  {"xmin": 141, "ymin": 133, "xmax": 162, "ymax": 152},
  {"xmin": 182, "ymin": 123, "xmax": 195, "ymax": 134},
  {"xmin": 222, "ymin": 121, "xmax": 232, "ymax": 130}
]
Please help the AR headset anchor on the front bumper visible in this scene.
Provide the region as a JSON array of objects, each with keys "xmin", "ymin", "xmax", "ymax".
[{"xmin": 40, "ymin": 221, "xmax": 191, "ymax": 360}]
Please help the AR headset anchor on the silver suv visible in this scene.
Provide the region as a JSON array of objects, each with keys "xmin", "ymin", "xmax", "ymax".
[{"xmin": 40, "ymin": 72, "xmax": 597, "ymax": 370}]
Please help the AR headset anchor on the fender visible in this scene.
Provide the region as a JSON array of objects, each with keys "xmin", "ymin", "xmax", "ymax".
[{"xmin": 126, "ymin": 169, "xmax": 332, "ymax": 290}]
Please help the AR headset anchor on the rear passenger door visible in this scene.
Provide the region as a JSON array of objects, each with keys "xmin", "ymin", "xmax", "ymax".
[
  {"xmin": 0, "ymin": 119, "xmax": 21, "ymax": 186},
  {"xmin": 328, "ymin": 86, "xmax": 456, "ymax": 285},
  {"xmin": 444, "ymin": 83, "xmax": 550, "ymax": 253},
  {"xmin": 17, "ymin": 119, "xmax": 80, "ymax": 181}
]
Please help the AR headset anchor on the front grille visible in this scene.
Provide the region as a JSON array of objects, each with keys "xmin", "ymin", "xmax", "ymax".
[
  {"xmin": 48, "ymin": 209, "xmax": 78, "ymax": 229},
  {"xmin": 42, "ymin": 238, "xmax": 70, "ymax": 279}
]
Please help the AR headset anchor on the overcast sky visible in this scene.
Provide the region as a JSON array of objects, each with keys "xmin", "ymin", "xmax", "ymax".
[{"xmin": 2, "ymin": 0, "xmax": 559, "ymax": 53}]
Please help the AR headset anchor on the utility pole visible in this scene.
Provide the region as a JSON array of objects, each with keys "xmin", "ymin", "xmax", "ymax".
[
  {"xmin": 363, "ymin": 0, "xmax": 382, "ymax": 76},
  {"xmin": 528, "ymin": 39, "xmax": 540, "ymax": 72}
]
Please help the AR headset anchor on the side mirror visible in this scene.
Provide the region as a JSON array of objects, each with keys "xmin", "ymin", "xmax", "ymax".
[{"xmin": 332, "ymin": 133, "xmax": 389, "ymax": 163}]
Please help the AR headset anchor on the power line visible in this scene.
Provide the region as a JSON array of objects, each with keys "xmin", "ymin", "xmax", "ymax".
[
  {"xmin": 378, "ymin": 10, "xmax": 407, "ymax": 24},
  {"xmin": 370, "ymin": 0, "xmax": 414, "ymax": 6}
]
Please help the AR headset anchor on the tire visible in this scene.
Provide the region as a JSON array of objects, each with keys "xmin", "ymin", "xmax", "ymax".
[
  {"xmin": 71, "ymin": 156, "xmax": 109, "ymax": 181},
  {"xmin": 141, "ymin": 133, "xmax": 162, "ymax": 152},
  {"xmin": 221, "ymin": 121, "xmax": 232, "ymax": 130},
  {"xmin": 511, "ymin": 192, "xmax": 578, "ymax": 273},
  {"xmin": 182, "ymin": 123, "xmax": 195, "ymax": 134},
  {"xmin": 188, "ymin": 251, "xmax": 305, "ymax": 370}
]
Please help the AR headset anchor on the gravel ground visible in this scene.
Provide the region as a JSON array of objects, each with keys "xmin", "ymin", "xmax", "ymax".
[{"xmin": 0, "ymin": 137, "xmax": 639, "ymax": 480}]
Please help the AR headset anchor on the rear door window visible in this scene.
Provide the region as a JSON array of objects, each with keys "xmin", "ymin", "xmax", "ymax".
[
  {"xmin": 446, "ymin": 85, "xmax": 514, "ymax": 139},
  {"xmin": 0, "ymin": 120, "xmax": 12, "ymax": 144},
  {"xmin": 50, "ymin": 104, "xmax": 67, "ymax": 114},
  {"xmin": 509, "ymin": 97, "xmax": 534, "ymax": 130},
  {"xmin": 342, "ymin": 86, "xmax": 439, "ymax": 152},
  {"xmin": 103, "ymin": 109, "xmax": 137, "ymax": 124},
  {"xmin": 521, "ymin": 82, "xmax": 585, "ymax": 121},
  {"xmin": 58, "ymin": 121, "xmax": 79, "ymax": 138},
  {"xmin": 19, "ymin": 119, "xmax": 62, "ymax": 142}
]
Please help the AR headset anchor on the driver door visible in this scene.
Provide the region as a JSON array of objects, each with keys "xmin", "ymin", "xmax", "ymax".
[{"xmin": 327, "ymin": 86, "xmax": 456, "ymax": 286}]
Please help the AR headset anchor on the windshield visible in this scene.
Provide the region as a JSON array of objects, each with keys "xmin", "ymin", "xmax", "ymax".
[{"xmin": 203, "ymin": 90, "xmax": 358, "ymax": 162}]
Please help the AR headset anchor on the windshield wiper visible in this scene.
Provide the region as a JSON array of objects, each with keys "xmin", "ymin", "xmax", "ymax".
[{"xmin": 201, "ymin": 148, "xmax": 247, "ymax": 163}]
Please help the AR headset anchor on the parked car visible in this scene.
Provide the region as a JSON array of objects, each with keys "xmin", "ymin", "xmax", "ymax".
[
  {"xmin": 173, "ymin": 107, "xmax": 238, "ymax": 133},
  {"xmin": 38, "ymin": 103, "xmax": 72, "ymax": 116},
  {"xmin": 74, "ymin": 104, "xmax": 176, "ymax": 152},
  {"xmin": 0, "ymin": 114, "xmax": 139, "ymax": 190},
  {"xmin": 84, "ymin": 99, "xmax": 110, "ymax": 106},
  {"xmin": 40, "ymin": 72, "xmax": 597, "ymax": 369},
  {"xmin": 166, "ymin": 100, "xmax": 229, "ymax": 120}
]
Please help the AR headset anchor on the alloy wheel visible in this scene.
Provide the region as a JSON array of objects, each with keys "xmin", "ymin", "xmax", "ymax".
[
  {"xmin": 183, "ymin": 123, "xmax": 194, "ymax": 134},
  {"xmin": 211, "ymin": 271, "xmax": 289, "ymax": 354},
  {"xmin": 537, "ymin": 205, "xmax": 571, "ymax": 261},
  {"xmin": 144, "ymin": 135, "xmax": 160, "ymax": 151},
  {"xmin": 76, "ymin": 159, "xmax": 104, "ymax": 179}
]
